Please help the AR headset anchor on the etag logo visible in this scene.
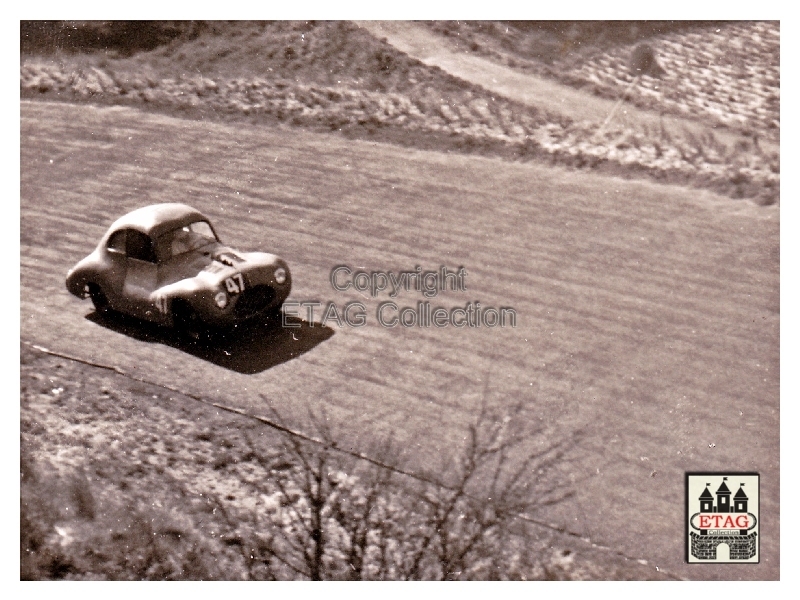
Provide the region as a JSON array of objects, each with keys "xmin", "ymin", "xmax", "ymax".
[{"xmin": 686, "ymin": 473, "xmax": 759, "ymax": 563}]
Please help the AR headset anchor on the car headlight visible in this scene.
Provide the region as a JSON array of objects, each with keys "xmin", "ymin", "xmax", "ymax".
[
  {"xmin": 274, "ymin": 267, "xmax": 287, "ymax": 285},
  {"xmin": 214, "ymin": 291, "xmax": 228, "ymax": 309}
]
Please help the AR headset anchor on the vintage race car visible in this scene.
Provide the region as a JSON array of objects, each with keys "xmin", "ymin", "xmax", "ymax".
[{"xmin": 66, "ymin": 203, "xmax": 291, "ymax": 337}]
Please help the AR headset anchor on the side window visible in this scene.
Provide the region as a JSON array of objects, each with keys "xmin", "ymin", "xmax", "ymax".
[
  {"xmin": 107, "ymin": 230, "xmax": 126, "ymax": 254},
  {"xmin": 126, "ymin": 230, "xmax": 157, "ymax": 263}
]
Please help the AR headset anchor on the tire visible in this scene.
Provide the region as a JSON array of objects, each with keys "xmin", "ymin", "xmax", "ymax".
[
  {"xmin": 265, "ymin": 307, "xmax": 283, "ymax": 326},
  {"xmin": 87, "ymin": 283, "xmax": 111, "ymax": 315},
  {"xmin": 173, "ymin": 303, "xmax": 207, "ymax": 342}
]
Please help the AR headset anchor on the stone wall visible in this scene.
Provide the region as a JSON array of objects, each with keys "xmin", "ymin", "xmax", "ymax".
[{"xmin": 690, "ymin": 532, "xmax": 757, "ymax": 560}]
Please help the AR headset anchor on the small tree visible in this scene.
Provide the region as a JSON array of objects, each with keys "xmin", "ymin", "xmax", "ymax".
[
  {"xmin": 224, "ymin": 400, "xmax": 582, "ymax": 580},
  {"xmin": 630, "ymin": 44, "xmax": 666, "ymax": 78}
]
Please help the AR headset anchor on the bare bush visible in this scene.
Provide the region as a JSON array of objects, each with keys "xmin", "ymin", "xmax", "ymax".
[
  {"xmin": 212, "ymin": 401, "xmax": 581, "ymax": 580},
  {"xmin": 630, "ymin": 44, "xmax": 665, "ymax": 78}
]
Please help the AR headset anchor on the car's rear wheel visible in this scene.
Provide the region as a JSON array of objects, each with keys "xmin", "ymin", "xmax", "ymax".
[{"xmin": 87, "ymin": 283, "xmax": 111, "ymax": 315}]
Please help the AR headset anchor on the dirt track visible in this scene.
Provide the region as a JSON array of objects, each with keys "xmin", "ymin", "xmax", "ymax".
[
  {"xmin": 355, "ymin": 21, "xmax": 778, "ymax": 156},
  {"xmin": 20, "ymin": 99, "xmax": 779, "ymax": 579}
]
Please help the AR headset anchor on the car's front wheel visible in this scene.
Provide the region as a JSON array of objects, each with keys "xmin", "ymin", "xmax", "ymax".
[
  {"xmin": 264, "ymin": 306, "xmax": 283, "ymax": 327},
  {"xmin": 173, "ymin": 302, "xmax": 208, "ymax": 342}
]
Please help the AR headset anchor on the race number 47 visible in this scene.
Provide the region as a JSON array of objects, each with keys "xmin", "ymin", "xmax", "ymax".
[{"xmin": 225, "ymin": 273, "xmax": 245, "ymax": 294}]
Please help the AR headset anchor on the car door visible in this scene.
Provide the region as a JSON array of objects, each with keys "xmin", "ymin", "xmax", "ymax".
[
  {"xmin": 103, "ymin": 229, "xmax": 128, "ymax": 304},
  {"xmin": 123, "ymin": 229, "xmax": 159, "ymax": 319}
]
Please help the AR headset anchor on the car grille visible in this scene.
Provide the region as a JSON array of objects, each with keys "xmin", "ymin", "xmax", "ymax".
[{"xmin": 233, "ymin": 284, "xmax": 276, "ymax": 318}]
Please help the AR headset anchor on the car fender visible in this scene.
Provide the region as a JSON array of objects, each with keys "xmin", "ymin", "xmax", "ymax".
[
  {"xmin": 238, "ymin": 251, "xmax": 292, "ymax": 289},
  {"xmin": 65, "ymin": 250, "xmax": 104, "ymax": 298},
  {"xmin": 152, "ymin": 277, "xmax": 210, "ymax": 324},
  {"xmin": 238, "ymin": 251, "xmax": 283, "ymax": 268}
]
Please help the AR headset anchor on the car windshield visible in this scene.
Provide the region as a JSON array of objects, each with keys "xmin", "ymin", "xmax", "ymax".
[{"xmin": 157, "ymin": 221, "xmax": 218, "ymax": 259}]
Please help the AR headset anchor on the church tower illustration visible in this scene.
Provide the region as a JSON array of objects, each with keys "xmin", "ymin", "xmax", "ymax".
[
  {"xmin": 698, "ymin": 478, "xmax": 746, "ymax": 514},
  {"xmin": 699, "ymin": 485, "xmax": 714, "ymax": 512},
  {"xmin": 734, "ymin": 484, "xmax": 749, "ymax": 513},
  {"xmin": 716, "ymin": 478, "xmax": 732, "ymax": 512}
]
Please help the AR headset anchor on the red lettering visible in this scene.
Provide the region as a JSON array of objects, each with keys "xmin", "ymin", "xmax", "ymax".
[
  {"xmin": 736, "ymin": 515, "xmax": 749, "ymax": 528},
  {"xmin": 695, "ymin": 514, "xmax": 752, "ymax": 529},
  {"xmin": 722, "ymin": 515, "xmax": 736, "ymax": 528}
]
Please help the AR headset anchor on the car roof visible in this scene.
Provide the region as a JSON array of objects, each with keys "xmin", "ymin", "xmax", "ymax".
[{"xmin": 108, "ymin": 203, "xmax": 210, "ymax": 238}]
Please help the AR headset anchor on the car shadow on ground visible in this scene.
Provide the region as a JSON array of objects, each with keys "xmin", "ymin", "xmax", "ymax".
[{"xmin": 85, "ymin": 311, "xmax": 335, "ymax": 374}]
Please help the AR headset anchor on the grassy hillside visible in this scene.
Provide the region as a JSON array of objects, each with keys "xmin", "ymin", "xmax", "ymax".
[
  {"xmin": 20, "ymin": 20, "xmax": 779, "ymax": 204},
  {"xmin": 426, "ymin": 21, "xmax": 779, "ymax": 137}
]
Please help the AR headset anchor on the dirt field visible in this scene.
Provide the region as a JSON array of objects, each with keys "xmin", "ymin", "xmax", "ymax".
[{"xmin": 21, "ymin": 99, "xmax": 779, "ymax": 579}]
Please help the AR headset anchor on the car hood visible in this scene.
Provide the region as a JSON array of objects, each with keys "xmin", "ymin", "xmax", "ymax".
[{"xmin": 158, "ymin": 243, "xmax": 284, "ymax": 291}]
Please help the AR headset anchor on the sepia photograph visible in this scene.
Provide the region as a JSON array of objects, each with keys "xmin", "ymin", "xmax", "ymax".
[{"xmin": 19, "ymin": 11, "xmax": 781, "ymax": 583}]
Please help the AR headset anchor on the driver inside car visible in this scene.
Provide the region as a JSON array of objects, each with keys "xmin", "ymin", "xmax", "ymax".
[{"xmin": 170, "ymin": 227, "xmax": 193, "ymax": 256}]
